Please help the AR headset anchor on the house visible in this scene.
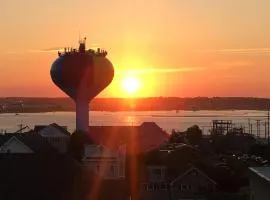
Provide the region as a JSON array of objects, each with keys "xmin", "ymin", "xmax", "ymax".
[
  {"xmin": 80, "ymin": 122, "xmax": 168, "ymax": 180},
  {"xmin": 249, "ymin": 167, "xmax": 270, "ymax": 200},
  {"xmin": 88, "ymin": 122, "xmax": 169, "ymax": 155},
  {"xmin": 169, "ymin": 166, "xmax": 216, "ymax": 200},
  {"xmin": 140, "ymin": 164, "xmax": 217, "ymax": 200},
  {"xmin": 34, "ymin": 123, "xmax": 70, "ymax": 153}
]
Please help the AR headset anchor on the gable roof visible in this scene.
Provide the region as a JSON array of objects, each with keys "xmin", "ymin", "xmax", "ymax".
[
  {"xmin": 87, "ymin": 122, "xmax": 169, "ymax": 154},
  {"xmin": 50, "ymin": 123, "xmax": 70, "ymax": 136},
  {"xmin": 0, "ymin": 136, "xmax": 34, "ymax": 153},
  {"xmin": 36, "ymin": 123, "xmax": 70, "ymax": 136},
  {"xmin": 34, "ymin": 125, "xmax": 48, "ymax": 132},
  {"xmin": 170, "ymin": 165, "xmax": 217, "ymax": 185},
  {"xmin": 249, "ymin": 167, "xmax": 270, "ymax": 183},
  {"xmin": 0, "ymin": 134, "xmax": 14, "ymax": 146}
]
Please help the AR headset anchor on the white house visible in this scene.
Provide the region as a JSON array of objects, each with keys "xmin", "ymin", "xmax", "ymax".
[
  {"xmin": 82, "ymin": 143, "xmax": 126, "ymax": 180},
  {"xmin": 36, "ymin": 123, "xmax": 70, "ymax": 153}
]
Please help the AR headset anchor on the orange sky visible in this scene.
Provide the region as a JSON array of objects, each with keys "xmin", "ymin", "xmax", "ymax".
[{"xmin": 1, "ymin": 0, "xmax": 270, "ymax": 97}]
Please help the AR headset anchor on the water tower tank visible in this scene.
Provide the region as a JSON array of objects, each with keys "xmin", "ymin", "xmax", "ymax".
[{"xmin": 50, "ymin": 38, "xmax": 114, "ymax": 133}]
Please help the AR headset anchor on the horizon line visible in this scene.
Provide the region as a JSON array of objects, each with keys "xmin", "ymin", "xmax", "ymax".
[{"xmin": 1, "ymin": 96, "xmax": 270, "ymax": 99}]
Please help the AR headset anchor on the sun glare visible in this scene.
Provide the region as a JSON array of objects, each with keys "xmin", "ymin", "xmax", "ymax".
[{"xmin": 122, "ymin": 76, "xmax": 141, "ymax": 95}]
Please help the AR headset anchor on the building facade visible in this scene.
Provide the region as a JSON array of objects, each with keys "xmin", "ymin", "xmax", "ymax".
[{"xmin": 82, "ymin": 144, "xmax": 126, "ymax": 180}]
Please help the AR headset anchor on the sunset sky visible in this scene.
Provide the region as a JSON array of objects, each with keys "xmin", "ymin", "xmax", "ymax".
[{"xmin": 1, "ymin": 0, "xmax": 270, "ymax": 97}]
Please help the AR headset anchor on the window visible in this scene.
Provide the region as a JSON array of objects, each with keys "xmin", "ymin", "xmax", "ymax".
[
  {"xmin": 147, "ymin": 184, "xmax": 154, "ymax": 191},
  {"xmin": 181, "ymin": 184, "xmax": 187, "ymax": 191},
  {"xmin": 160, "ymin": 184, "xmax": 168, "ymax": 190},
  {"xmin": 110, "ymin": 165, "xmax": 115, "ymax": 175},
  {"xmin": 153, "ymin": 169, "xmax": 162, "ymax": 176},
  {"xmin": 154, "ymin": 184, "xmax": 160, "ymax": 190},
  {"xmin": 187, "ymin": 185, "xmax": 192, "ymax": 191},
  {"xmin": 119, "ymin": 166, "xmax": 124, "ymax": 176},
  {"xmin": 144, "ymin": 183, "xmax": 168, "ymax": 192},
  {"xmin": 198, "ymin": 185, "xmax": 207, "ymax": 192},
  {"xmin": 143, "ymin": 184, "xmax": 148, "ymax": 191},
  {"xmin": 96, "ymin": 165, "xmax": 100, "ymax": 172},
  {"xmin": 180, "ymin": 184, "xmax": 191, "ymax": 192},
  {"xmin": 151, "ymin": 168, "xmax": 164, "ymax": 180}
]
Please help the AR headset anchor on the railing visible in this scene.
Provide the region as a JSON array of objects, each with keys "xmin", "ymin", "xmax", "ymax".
[{"xmin": 58, "ymin": 48, "xmax": 107, "ymax": 57}]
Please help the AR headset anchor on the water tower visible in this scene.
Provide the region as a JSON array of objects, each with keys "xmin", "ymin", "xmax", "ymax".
[{"xmin": 50, "ymin": 38, "xmax": 114, "ymax": 133}]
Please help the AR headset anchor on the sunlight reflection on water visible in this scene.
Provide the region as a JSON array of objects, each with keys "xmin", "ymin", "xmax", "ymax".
[{"xmin": 125, "ymin": 115, "xmax": 138, "ymax": 126}]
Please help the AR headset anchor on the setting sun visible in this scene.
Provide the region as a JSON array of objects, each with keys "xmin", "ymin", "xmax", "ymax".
[{"xmin": 122, "ymin": 76, "xmax": 141, "ymax": 95}]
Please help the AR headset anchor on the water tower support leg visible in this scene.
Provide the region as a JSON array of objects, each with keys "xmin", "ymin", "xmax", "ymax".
[{"xmin": 76, "ymin": 100, "xmax": 89, "ymax": 133}]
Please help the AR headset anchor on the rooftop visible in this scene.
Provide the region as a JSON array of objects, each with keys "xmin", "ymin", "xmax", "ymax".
[
  {"xmin": 249, "ymin": 167, "xmax": 270, "ymax": 182},
  {"xmin": 87, "ymin": 122, "xmax": 169, "ymax": 154}
]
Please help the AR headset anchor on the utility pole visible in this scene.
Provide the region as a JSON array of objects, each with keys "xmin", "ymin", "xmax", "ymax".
[
  {"xmin": 248, "ymin": 119, "xmax": 251, "ymax": 135},
  {"xmin": 18, "ymin": 120, "xmax": 23, "ymax": 134},
  {"xmin": 267, "ymin": 106, "xmax": 270, "ymax": 145},
  {"xmin": 256, "ymin": 120, "xmax": 261, "ymax": 139},
  {"xmin": 265, "ymin": 121, "xmax": 267, "ymax": 140}
]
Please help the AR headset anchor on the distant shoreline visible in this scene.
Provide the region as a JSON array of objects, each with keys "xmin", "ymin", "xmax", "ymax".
[{"xmin": 0, "ymin": 97, "xmax": 270, "ymax": 112}]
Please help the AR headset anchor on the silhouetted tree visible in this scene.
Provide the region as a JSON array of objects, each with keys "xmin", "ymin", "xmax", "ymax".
[
  {"xmin": 169, "ymin": 129, "xmax": 186, "ymax": 143},
  {"xmin": 68, "ymin": 131, "xmax": 87, "ymax": 161},
  {"xmin": 248, "ymin": 144, "xmax": 267, "ymax": 156},
  {"xmin": 186, "ymin": 125, "xmax": 202, "ymax": 145}
]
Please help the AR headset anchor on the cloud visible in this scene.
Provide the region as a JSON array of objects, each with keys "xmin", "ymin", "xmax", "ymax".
[
  {"xmin": 214, "ymin": 61, "xmax": 253, "ymax": 68},
  {"xmin": 28, "ymin": 47, "xmax": 65, "ymax": 53},
  {"xmin": 0, "ymin": 47, "xmax": 65, "ymax": 55},
  {"xmin": 198, "ymin": 48, "xmax": 270, "ymax": 55},
  {"xmin": 5, "ymin": 51, "xmax": 21, "ymax": 55},
  {"xmin": 117, "ymin": 67, "xmax": 205, "ymax": 74}
]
